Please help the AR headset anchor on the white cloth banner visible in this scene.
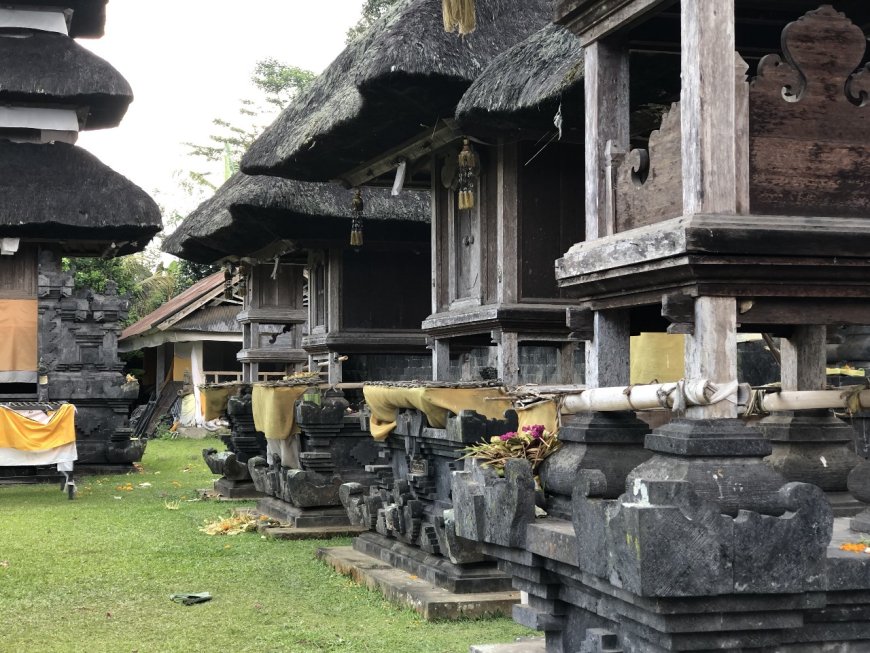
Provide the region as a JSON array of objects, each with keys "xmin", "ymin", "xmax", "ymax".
[{"xmin": 0, "ymin": 442, "xmax": 77, "ymax": 466}]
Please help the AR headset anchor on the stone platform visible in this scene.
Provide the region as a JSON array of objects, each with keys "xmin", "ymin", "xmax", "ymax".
[
  {"xmin": 213, "ymin": 478, "xmax": 261, "ymax": 499},
  {"xmin": 256, "ymin": 496, "xmax": 352, "ymax": 529},
  {"xmin": 259, "ymin": 524, "xmax": 366, "ymax": 541},
  {"xmin": 317, "ymin": 544, "xmax": 520, "ymax": 620}
]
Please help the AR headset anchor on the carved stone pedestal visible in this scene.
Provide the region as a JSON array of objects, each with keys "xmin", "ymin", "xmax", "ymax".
[
  {"xmin": 757, "ymin": 411, "xmax": 863, "ymax": 516},
  {"xmin": 539, "ymin": 411, "xmax": 651, "ymax": 519}
]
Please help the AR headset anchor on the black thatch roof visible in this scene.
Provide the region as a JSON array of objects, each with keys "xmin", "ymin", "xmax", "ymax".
[
  {"xmin": 455, "ymin": 24, "xmax": 584, "ymax": 138},
  {"xmin": 0, "ymin": 140, "xmax": 161, "ymax": 254},
  {"xmin": 9, "ymin": 0, "xmax": 107, "ymax": 38},
  {"xmin": 241, "ymin": 0, "xmax": 551, "ymax": 182},
  {"xmin": 163, "ymin": 173, "xmax": 431, "ymax": 264},
  {"xmin": 0, "ymin": 32, "xmax": 132, "ymax": 130}
]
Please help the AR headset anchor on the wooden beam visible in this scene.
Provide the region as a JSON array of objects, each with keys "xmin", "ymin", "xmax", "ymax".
[
  {"xmin": 585, "ymin": 39, "xmax": 630, "ymax": 240},
  {"xmin": 498, "ymin": 332, "xmax": 520, "ymax": 385},
  {"xmin": 738, "ymin": 299, "xmax": 870, "ymax": 327},
  {"xmin": 661, "ymin": 292, "xmax": 695, "ymax": 334},
  {"xmin": 338, "ymin": 120, "xmax": 459, "ymax": 189},
  {"xmin": 557, "ymin": 0, "xmax": 676, "ymax": 45},
  {"xmin": 681, "ymin": 0, "xmax": 737, "ymax": 216},
  {"xmin": 685, "ymin": 296, "xmax": 737, "ymax": 419},
  {"xmin": 432, "ymin": 339, "xmax": 450, "ymax": 382}
]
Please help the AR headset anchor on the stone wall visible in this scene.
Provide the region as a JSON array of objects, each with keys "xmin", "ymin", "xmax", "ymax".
[{"xmin": 38, "ymin": 249, "xmax": 142, "ymax": 466}]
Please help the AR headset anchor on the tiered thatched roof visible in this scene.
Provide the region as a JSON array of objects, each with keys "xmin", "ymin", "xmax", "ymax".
[
  {"xmin": 10, "ymin": 0, "xmax": 107, "ymax": 38},
  {"xmin": 455, "ymin": 24, "xmax": 584, "ymax": 139},
  {"xmin": 0, "ymin": 32, "xmax": 132, "ymax": 129},
  {"xmin": 163, "ymin": 173, "xmax": 430, "ymax": 264},
  {"xmin": 241, "ymin": 0, "xmax": 551, "ymax": 182},
  {"xmin": 0, "ymin": 141, "xmax": 161, "ymax": 254}
]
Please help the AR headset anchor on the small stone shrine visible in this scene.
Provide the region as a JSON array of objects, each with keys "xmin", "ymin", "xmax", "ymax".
[
  {"xmin": 455, "ymin": 2, "xmax": 870, "ymax": 651},
  {"xmin": 0, "ymin": 0, "xmax": 161, "ymax": 475}
]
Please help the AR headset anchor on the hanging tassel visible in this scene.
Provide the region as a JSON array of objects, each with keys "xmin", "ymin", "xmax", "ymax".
[
  {"xmin": 350, "ymin": 189, "xmax": 364, "ymax": 248},
  {"xmin": 457, "ymin": 138, "xmax": 478, "ymax": 211},
  {"xmin": 443, "ymin": 0, "xmax": 476, "ymax": 35}
]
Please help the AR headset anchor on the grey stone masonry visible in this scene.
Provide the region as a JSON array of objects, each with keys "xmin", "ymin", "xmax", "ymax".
[{"xmin": 38, "ymin": 249, "xmax": 143, "ymax": 467}]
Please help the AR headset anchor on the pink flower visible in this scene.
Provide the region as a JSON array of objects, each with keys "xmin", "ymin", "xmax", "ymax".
[
  {"xmin": 522, "ymin": 424, "xmax": 545, "ymax": 439},
  {"xmin": 499, "ymin": 432, "xmax": 517, "ymax": 441}
]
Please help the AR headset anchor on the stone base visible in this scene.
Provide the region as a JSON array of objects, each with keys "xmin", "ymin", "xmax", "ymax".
[
  {"xmin": 259, "ymin": 524, "xmax": 367, "ymax": 540},
  {"xmin": 213, "ymin": 478, "xmax": 262, "ymax": 499},
  {"xmin": 353, "ymin": 531, "xmax": 515, "ymax": 594},
  {"xmin": 256, "ymin": 496, "xmax": 351, "ymax": 528},
  {"xmin": 827, "ymin": 491, "xmax": 865, "ymax": 518},
  {"xmin": 470, "ymin": 638, "xmax": 545, "ymax": 653},
  {"xmin": 317, "ymin": 544, "xmax": 519, "ymax": 620}
]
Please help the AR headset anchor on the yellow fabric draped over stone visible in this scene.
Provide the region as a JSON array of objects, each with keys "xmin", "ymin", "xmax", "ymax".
[
  {"xmin": 0, "ymin": 403, "xmax": 75, "ymax": 451},
  {"xmin": 200, "ymin": 384, "xmax": 241, "ymax": 421},
  {"xmin": 251, "ymin": 385, "xmax": 307, "ymax": 439},
  {"xmin": 364, "ymin": 385, "xmax": 558, "ymax": 441},
  {"xmin": 630, "ymin": 333, "xmax": 685, "ymax": 384},
  {"xmin": 0, "ymin": 299, "xmax": 37, "ymax": 375}
]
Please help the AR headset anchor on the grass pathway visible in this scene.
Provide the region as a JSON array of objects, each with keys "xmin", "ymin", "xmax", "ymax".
[{"xmin": 0, "ymin": 437, "xmax": 531, "ymax": 653}]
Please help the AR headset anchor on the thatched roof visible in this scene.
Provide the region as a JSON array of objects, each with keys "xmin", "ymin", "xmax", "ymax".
[
  {"xmin": 0, "ymin": 140, "xmax": 161, "ymax": 254},
  {"xmin": 455, "ymin": 24, "xmax": 584, "ymax": 138},
  {"xmin": 163, "ymin": 173, "xmax": 431, "ymax": 264},
  {"xmin": 9, "ymin": 0, "xmax": 107, "ymax": 38},
  {"xmin": 241, "ymin": 0, "xmax": 551, "ymax": 182},
  {"xmin": 0, "ymin": 32, "xmax": 132, "ymax": 130}
]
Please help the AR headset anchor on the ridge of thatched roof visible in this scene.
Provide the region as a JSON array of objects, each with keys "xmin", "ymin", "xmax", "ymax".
[
  {"xmin": 163, "ymin": 173, "xmax": 431, "ymax": 264},
  {"xmin": 455, "ymin": 24, "xmax": 584, "ymax": 138},
  {"xmin": 7, "ymin": 0, "xmax": 107, "ymax": 38},
  {"xmin": 0, "ymin": 140, "xmax": 161, "ymax": 254},
  {"xmin": 241, "ymin": 0, "xmax": 552, "ymax": 182},
  {"xmin": 0, "ymin": 31, "xmax": 132, "ymax": 129}
]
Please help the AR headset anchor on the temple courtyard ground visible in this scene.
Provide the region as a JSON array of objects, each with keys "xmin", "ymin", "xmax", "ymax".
[{"xmin": 0, "ymin": 438, "xmax": 531, "ymax": 652}]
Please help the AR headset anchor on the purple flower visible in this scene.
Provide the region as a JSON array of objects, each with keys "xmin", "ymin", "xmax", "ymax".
[
  {"xmin": 522, "ymin": 424, "xmax": 546, "ymax": 440},
  {"xmin": 499, "ymin": 432, "xmax": 517, "ymax": 441}
]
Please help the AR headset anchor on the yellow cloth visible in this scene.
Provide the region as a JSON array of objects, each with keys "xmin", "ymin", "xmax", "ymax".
[
  {"xmin": 201, "ymin": 385, "xmax": 240, "ymax": 421},
  {"xmin": 252, "ymin": 385, "xmax": 307, "ymax": 439},
  {"xmin": 0, "ymin": 403, "xmax": 76, "ymax": 451},
  {"xmin": 0, "ymin": 299, "xmax": 37, "ymax": 373},
  {"xmin": 630, "ymin": 333, "xmax": 685, "ymax": 385},
  {"xmin": 364, "ymin": 386, "xmax": 559, "ymax": 441},
  {"xmin": 513, "ymin": 400, "xmax": 559, "ymax": 436}
]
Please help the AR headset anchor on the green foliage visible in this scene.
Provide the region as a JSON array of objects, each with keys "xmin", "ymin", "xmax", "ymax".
[
  {"xmin": 347, "ymin": 0, "xmax": 403, "ymax": 43},
  {"xmin": 183, "ymin": 58, "xmax": 316, "ymax": 191},
  {"xmin": 62, "ymin": 256, "xmax": 150, "ymax": 297},
  {"xmin": 0, "ymin": 438, "xmax": 533, "ymax": 653}
]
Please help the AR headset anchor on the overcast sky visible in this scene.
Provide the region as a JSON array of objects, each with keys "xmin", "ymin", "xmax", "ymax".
[{"xmin": 78, "ymin": 0, "xmax": 365, "ymax": 219}]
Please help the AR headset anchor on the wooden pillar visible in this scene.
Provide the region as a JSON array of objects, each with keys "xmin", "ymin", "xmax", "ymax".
[
  {"xmin": 498, "ymin": 332, "xmax": 519, "ymax": 385},
  {"xmin": 155, "ymin": 344, "xmax": 166, "ymax": 396},
  {"xmin": 327, "ymin": 353, "xmax": 343, "ymax": 385},
  {"xmin": 685, "ymin": 297, "xmax": 737, "ymax": 419},
  {"xmin": 781, "ymin": 326, "xmax": 826, "ymax": 392},
  {"xmin": 559, "ymin": 342, "xmax": 578, "ymax": 384},
  {"xmin": 433, "ymin": 339, "xmax": 450, "ymax": 381},
  {"xmin": 496, "ymin": 141, "xmax": 518, "ymax": 304},
  {"xmin": 586, "ymin": 310, "xmax": 630, "ymax": 389},
  {"xmin": 585, "ymin": 39, "xmax": 629, "ymax": 240},
  {"xmin": 327, "ymin": 249, "xmax": 341, "ymax": 335},
  {"xmin": 681, "ymin": 0, "xmax": 737, "ymax": 216}
]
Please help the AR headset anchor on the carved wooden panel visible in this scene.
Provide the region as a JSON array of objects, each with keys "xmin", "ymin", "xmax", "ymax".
[
  {"xmin": 614, "ymin": 102, "xmax": 683, "ymax": 232},
  {"xmin": 0, "ymin": 245, "xmax": 37, "ymax": 299},
  {"xmin": 750, "ymin": 6, "xmax": 870, "ymax": 217}
]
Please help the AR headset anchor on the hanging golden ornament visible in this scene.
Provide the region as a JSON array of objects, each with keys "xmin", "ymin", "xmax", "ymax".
[
  {"xmin": 457, "ymin": 138, "xmax": 478, "ymax": 211},
  {"xmin": 443, "ymin": 0, "xmax": 476, "ymax": 35},
  {"xmin": 350, "ymin": 188, "xmax": 364, "ymax": 248}
]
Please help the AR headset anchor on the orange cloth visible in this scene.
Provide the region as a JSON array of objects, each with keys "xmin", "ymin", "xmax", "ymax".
[
  {"xmin": 0, "ymin": 299, "xmax": 37, "ymax": 373},
  {"xmin": 0, "ymin": 403, "xmax": 76, "ymax": 451}
]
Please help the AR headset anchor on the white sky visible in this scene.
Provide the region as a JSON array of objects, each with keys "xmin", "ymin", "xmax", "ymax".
[{"xmin": 77, "ymin": 0, "xmax": 365, "ymax": 220}]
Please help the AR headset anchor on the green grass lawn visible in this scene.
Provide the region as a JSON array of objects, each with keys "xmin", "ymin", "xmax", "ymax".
[{"xmin": 0, "ymin": 437, "xmax": 532, "ymax": 653}]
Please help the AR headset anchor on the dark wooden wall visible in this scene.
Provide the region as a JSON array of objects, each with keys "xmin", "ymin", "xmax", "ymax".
[
  {"xmin": 518, "ymin": 141, "xmax": 585, "ymax": 300},
  {"xmin": 341, "ymin": 247, "xmax": 430, "ymax": 330},
  {"xmin": 254, "ymin": 263, "xmax": 304, "ymax": 310}
]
